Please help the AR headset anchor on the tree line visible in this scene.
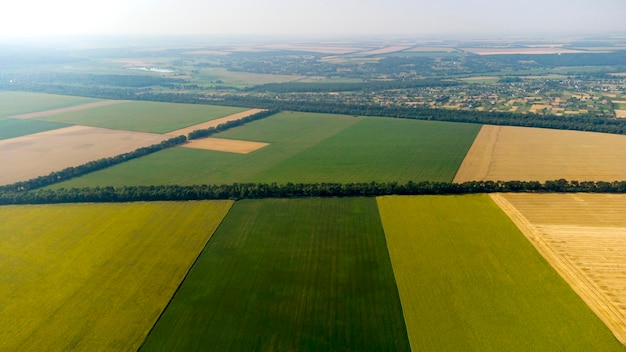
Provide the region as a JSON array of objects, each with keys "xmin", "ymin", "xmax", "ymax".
[
  {"xmin": 0, "ymin": 110, "xmax": 279, "ymax": 193},
  {"xmin": 2, "ymin": 179, "xmax": 626, "ymax": 205},
  {"xmin": 187, "ymin": 109, "xmax": 277, "ymax": 139},
  {"xmin": 205, "ymin": 96, "xmax": 626, "ymax": 135}
]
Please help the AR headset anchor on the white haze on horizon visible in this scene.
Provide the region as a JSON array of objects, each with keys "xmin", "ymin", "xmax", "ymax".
[{"xmin": 1, "ymin": 0, "xmax": 624, "ymax": 39}]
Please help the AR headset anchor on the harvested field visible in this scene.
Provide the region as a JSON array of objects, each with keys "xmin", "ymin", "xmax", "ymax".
[
  {"xmin": 165, "ymin": 108, "xmax": 265, "ymax": 136},
  {"xmin": 9, "ymin": 100, "xmax": 128, "ymax": 119},
  {"xmin": 454, "ymin": 125, "xmax": 626, "ymax": 182},
  {"xmin": 0, "ymin": 201, "xmax": 233, "ymax": 352},
  {"xmin": 0, "ymin": 126, "xmax": 169, "ymax": 185},
  {"xmin": 492, "ymin": 193, "xmax": 626, "ymax": 345},
  {"xmin": 377, "ymin": 195, "xmax": 622, "ymax": 350},
  {"xmin": 182, "ymin": 138, "xmax": 268, "ymax": 154},
  {"xmin": 616, "ymin": 110, "xmax": 626, "ymax": 118}
]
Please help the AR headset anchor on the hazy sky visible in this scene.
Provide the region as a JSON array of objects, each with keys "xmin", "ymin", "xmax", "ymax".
[{"xmin": 2, "ymin": 0, "xmax": 625, "ymax": 38}]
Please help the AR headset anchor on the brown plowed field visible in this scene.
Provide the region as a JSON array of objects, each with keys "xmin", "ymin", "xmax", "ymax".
[
  {"xmin": 9, "ymin": 100, "xmax": 128, "ymax": 119},
  {"xmin": 182, "ymin": 138, "xmax": 268, "ymax": 154},
  {"xmin": 165, "ymin": 109, "xmax": 266, "ymax": 137},
  {"xmin": 0, "ymin": 126, "xmax": 169, "ymax": 185},
  {"xmin": 492, "ymin": 193, "xmax": 626, "ymax": 345},
  {"xmin": 454, "ymin": 125, "xmax": 626, "ymax": 182}
]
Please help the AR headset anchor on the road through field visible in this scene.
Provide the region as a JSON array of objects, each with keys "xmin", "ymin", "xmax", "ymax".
[{"xmin": 492, "ymin": 193, "xmax": 626, "ymax": 345}]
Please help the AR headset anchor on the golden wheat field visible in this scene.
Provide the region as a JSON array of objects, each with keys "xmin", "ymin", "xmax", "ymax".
[
  {"xmin": 0, "ymin": 201, "xmax": 233, "ymax": 352},
  {"xmin": 492, "ymin": 193, "xmax": 626, "ymax": 344},
  {"xmin": 454, "ymin": 125, "xmax": 626, "ymax": 182}
]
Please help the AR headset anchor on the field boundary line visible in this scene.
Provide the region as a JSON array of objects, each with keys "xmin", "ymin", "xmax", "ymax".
[
  {"xmin": 164, "ymin": 108, "xmax": 266, "ymax": 136},
  {"xmin": 136, "ymin": 200, "xmax": 236, "ymax": 350},
  {"xmin": 9, "ymin": 100, "xmax": 129, "ymax": 119},
  {"xmin": 490, "ymin": 193, "xmax": 626, "ymax": 345},
  {"xmin": 452, "ymin": 125, "xmax": 498, "ymax": 183}
]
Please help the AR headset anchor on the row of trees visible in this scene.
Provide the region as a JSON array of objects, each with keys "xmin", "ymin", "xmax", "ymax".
[
  {"xmin": 187, "ymin": 109, "xmax": 277, "ymax": 139},
  {"xmin": 2, "ymin": 179, "xmax": 626, "ymax": 205},
  {"xmin": 0, "ymin": 110, "xmax": 280, "ymax": 193},
  {"xmin": 205, "ymin": 96, "xmax": 626, "ymax": 135},
  {"xmin": 0, "ymin": 136, "xmax": 187, "ymax": 192}
]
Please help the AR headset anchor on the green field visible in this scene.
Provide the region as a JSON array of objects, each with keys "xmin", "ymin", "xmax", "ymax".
[
  {"xmin": 377, "ymin": 195, "xmax": 623, "ymax": 351},
  {"xmin": 34, "ymin": 100, "xmax": 246, "ymax": 133},
  {"xmin": 0, "ymin": 91, "xmax": 99, "ymax": 119},
  {"xmin": 0, "ymin": 201, "xmax": 233, "ymax": 351},
  {"xmin": 140, "ymin": 198, "xmax": 410, "ymax": 351},
  {"xmin": 50, "ymin": 112, "xmax": 480, "ymax": 188},
  {"xmin": 0, "ymin": 119, "xmax": 70, "ymax": 140}
]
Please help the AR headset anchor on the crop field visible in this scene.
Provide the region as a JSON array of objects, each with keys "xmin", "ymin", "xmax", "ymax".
[
  {"xmin": 0, "ymin": 119, "xmax": 70, "ymax": 140},
  {"xmin": 182, "ymin": 137, "xmax": 269, "ymax": 153},
  {"xmin": 33, "ymin": 100, "xmax": 246, "ymax": 133},
  {"xmin": 197, "ymin": 67, "xmax": 303, "ymax": 87},
  {"xmin": 493, "ymin": 193, "xmax": 626, "ymax": 345},
  {"xmin": 0, "ymin": 126, "xmax": 169, "ymax": 185},
  {"xmin": 453, "ymin": 125, "xmax": 626, "ymax": 182},
  {"xmin": 0, "ymin": 201, "xmax": 233, "ymax": 352},
  {"xmin": 49, "ymin": 112, "xmax": 480, "ymax": 188},
  {"xmin": 462, "ymin": 47, "xmax": 589, "ymax": 55},
  {"xmin": 164, "ymin": 108, "xmax": 265, "ymax": 136},
  {"xmin": 140, "ymin": 198, "xmax": 410, "ymax": 351},
  {"xmin": 0, "ymin": 91, "xmax": 100, "ymax": 118},
  {"xmin": 376, "ymin": 194, "xmax": 623, "ymax": 351}
]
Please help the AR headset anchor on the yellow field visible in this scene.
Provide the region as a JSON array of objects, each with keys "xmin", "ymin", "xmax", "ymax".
[
  {"xmin": 492, "ymin": 193, "xmax": 626, "ymax": 344},
  {"xmin": 616, "ymin": 110, "xmax": 626, "ymax": 118},
  {"xmin": 0, "ymin": 201, "xmax": 233, "ymax": 351},
  {"xmin": 182, "ymin": 137, "xmax": 269, "ymax": 153},
  {"xmin": 453, "ymin": 125, "xmax": 626, "ymax": 182}
]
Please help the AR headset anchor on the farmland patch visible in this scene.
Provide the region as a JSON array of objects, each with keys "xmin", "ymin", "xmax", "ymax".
[
  {"xmin": 33, "ymin": 100, "xmax": 246, "ymax": 133},
  {"xmin": 49, "ymin": 112, "xmax": 480, "ymax": 188},
  {"xmin": 493, "ymin": 193, "xmax": 626, "ymax": 345},
  {"xmin": 9, "ymin": 100, "xmax": 128, "ymax": 119},
  {"xmin": 454, "ymin": 125, "xmax": 626, "ymax": 182},
  {"xmin": 0, "ymin": 119, "xmax": 70, "ymax": 140},
  {"xmin": 0, "ymin": 91, "xmax": 100, "ymax": 118},
  {"xmin": 0, "ymin": 201, "xmax": 233, "ymax": 352},
  {"xmin": 140, "ymin": 198, "xmax": 410, "ymax": 351},
  {"xmin": 164, "ymin": 108, "xmax": 266, "ymax": 136},
  {"xmin": 182, "ymin": 137, "xmax": 269, "ymax": 154},
  {"xmin": 377, "ymin": 194, "xmax": 623, "ymax": 350},
  {"xmin": 0, "ymin": 126, "xmax": 169, "ymax": 185}
]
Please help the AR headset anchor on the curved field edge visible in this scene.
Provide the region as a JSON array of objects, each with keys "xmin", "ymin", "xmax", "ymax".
[
  {"xmin": 377, "ymin": 194, "xmax": 623, "ymax": 351},
  {"xmin": 0, "ymin": 200, "xmax": 233, "ymax": 352},
  {"xmin": 139, "ymin": 197, "xmax": 410, "ymax": 351}
]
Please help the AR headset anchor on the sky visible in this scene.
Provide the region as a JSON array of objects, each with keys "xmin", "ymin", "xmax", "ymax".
[{"xmin": 1, "ymin": 0, "xmax": 625, "ymax": 38}]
